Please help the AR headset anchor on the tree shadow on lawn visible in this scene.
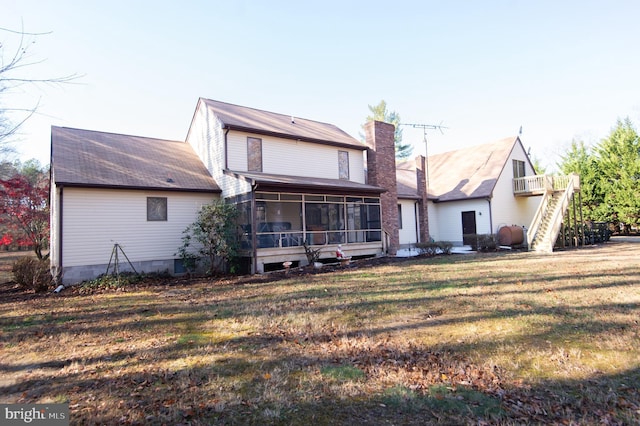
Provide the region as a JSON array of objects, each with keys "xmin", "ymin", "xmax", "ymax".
[
  {"xmin": 2, "ymin": 328, "xmax": 638, "ymax": 425},
  {"xmin": 1, "ymin": 326, "xmax": 638, "ymax": 424},
  {"xmin": 1, "ymin": 242, "xmax": 638, "ymax": 423},
  {"xmin": 2, "ymin": 261, "xmax": 636, "ymax": 332}
]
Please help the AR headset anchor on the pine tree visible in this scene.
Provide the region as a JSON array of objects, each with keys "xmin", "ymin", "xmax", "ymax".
[
  {"xmin": 557, "ymin": 139, "xmax": 603, "ymax": 221},
  {"xmin": 558, "ymin": 119, "xmax": 640, "ymax": 229},
  {"xmin": 596, "ymin": 118, "xmax": 640, "ymax": 229},
  {"xmin": 363, "ymin": 100, "xmax": 413, "ymax": 161}
]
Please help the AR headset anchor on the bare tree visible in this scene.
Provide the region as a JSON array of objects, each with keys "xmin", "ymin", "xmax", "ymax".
[{"xmin": 0, "ymin": 24, "xmax": 79, "ymax": 154}]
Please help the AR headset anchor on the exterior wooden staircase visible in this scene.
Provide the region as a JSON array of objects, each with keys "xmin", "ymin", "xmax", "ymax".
[{"xmin": 513, "ymin": 174, "xmax": 581, "ymax": 253}]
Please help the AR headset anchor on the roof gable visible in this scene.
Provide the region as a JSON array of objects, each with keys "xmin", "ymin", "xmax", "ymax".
[
  {"xmin": 197, "ymin": 98, "xmax": 365, "ymax": 150},
  {"xmin": 51, "ymin": 126, "xmax": 220, "ymax": 192},
  {"xmin": 428, "ymin": 136, "xmax": 519, "ymax": 201}
]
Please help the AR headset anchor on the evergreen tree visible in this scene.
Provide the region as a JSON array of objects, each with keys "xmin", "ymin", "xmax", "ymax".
[
  {"xmin": 596, "ymin": 118, "xmax": 640, "ymax": 228},
  {"xmin": 558, "ymin": 119, "xmax": 640, "ymax": 229},
  {"xmin": 363, "ymin": 100, "xmax": 413, "ymax": 161},
  {"xmin": 557, "ymin": 139, "xmax": 604, "ymax": 221}
]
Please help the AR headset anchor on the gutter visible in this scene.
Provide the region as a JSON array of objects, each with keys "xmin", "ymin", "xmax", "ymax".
[{"xmin": 54, "ymin": 182, "xmax": 220, "ymax": 194}]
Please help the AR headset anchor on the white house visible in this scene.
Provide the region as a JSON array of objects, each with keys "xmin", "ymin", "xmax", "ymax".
[
  {"xmin": 50, "ymin": 100, "xmax": 396, "ymax": 283},
  {"xmin": 396, "ymin": 137, "xmax": 540, "ymax": 247},
  {"xmin": 50, "ymin": 98, "xmax": 571, "ymax": 284},
  {"xmin": 49, "ymin": 127, "xmax": 220, "ymax": 284},
  {"xmin": 184, "ymin": 98, "xmax": 393, "ymax": 274}
]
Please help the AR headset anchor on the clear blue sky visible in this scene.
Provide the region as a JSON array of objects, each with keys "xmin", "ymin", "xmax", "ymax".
[{"xmin": 3, "ymin": 0, "xmax": 640, "ymax": 171}]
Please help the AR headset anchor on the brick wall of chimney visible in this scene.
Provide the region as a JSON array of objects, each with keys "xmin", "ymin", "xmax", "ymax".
[
  {"xmin": 364, "ymin": 120, "xmax": 399, "ymax": 255},
  {"xmin": 415, "ymin": 155, "xmax": 430, "ymax": 243}
]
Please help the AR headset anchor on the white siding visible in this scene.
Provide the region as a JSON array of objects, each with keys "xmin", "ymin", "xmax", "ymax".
[
  {"xmin": 398, "ymin": 199, "xmax": 418, "ymax": 245},
  {"xmin": 226, "ymin": 131, "xmax": 366, "ymax": 183},
  {"xmin": 187, "ymin": 100, "xmax": 366, "ymax": 198},
  {"xmin": 429, "ymin": 199, "xmax": 490, "ymax": 245},
  {"xmin": 427, "ymin": 200, "xmax": 439, "ymax": 241},
  {"xmin": 186, "ymin": 102, "xmax": 251, "ymax": 198},
  {"xmin": 428, "ymin": 142, "xmax": 543, "ymax": 244},
  {"xmin": 62, "ymin": 188, "xmax": 216, "ymax": 267},
  {"xmin": 491, "ymin": 145, "xmax": 541, "ymax": 233}
]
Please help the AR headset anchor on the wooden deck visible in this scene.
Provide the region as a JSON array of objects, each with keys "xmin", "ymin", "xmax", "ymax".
[{"xmin": 513, "ymin": 174, "xmax": 580, "ymax": 197}]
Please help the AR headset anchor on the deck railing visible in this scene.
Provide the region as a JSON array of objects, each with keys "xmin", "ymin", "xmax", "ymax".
[
  {"xmin": 513, "ymin": 174, "xmax": 580, "ymax": 195},
  {"xmin": 526, "ymin": 174, "xmax": 579, "ymax": 252},
  {"xmin": 513, "ymin": 175, "xmax": 550, "ymax": 194}
]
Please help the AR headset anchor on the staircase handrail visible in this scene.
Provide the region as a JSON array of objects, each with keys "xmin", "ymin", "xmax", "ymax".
[
  {"xmin": 545, "ymin": 175, "xmax": 576, "ymax": 250},
  {"xmin": 552, "ymin": 175, "xmax": 570, "ymax": 191},
  {"xmin": 526, "ymin": 174, "xmax": 554, "ymax": 247},
  {"xmin": 527, "ymin": 190, "xmax": 550, "ymax": 247}
]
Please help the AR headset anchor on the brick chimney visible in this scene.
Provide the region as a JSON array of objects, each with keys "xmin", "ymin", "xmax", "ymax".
[
  {"xmin": 364, "ymin": 120, "xmax": 399, "ymax": 255},
  {"xmin": 416, "ymin": 155, "xmax": 430, "ymax": 243}
]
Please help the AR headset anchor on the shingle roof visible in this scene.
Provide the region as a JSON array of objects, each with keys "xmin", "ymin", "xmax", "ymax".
[
  {"xmin": 227, "ymin": 170, "xmax": 385, "ymax": 196},
  {"xmin": 198, "ymin": 98, "xmax": 366, "ymax": 150},
  {"xmin": 396, "ymin": 161, "xmax": 422, "ymax": 199},
  {"xmin": 428, "ymin": 137, "xmax": 519, "ymax": 201},
  {"xmin": 51, "ymin": 126, "xmax": 220, "ymax": 192},
  {"xmin": 396, "ymin": 137, "xmax": 520, "ymax": 202}
]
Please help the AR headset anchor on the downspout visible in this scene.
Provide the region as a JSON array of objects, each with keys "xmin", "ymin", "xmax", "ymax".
[
  {"xmin": 56, "ymin": 187, "xmax": 64, "ymax": 284},
  {"xmin": 50, "ymin": 140, "xmax": 64, "ymax": 291},
  {"xmin": 53, "ymin": 185, "xmax": 63, "ymax": 291},
  {"xmin": 414, "ymin": 201, "xmax": 420, "ymax": 243},
  {"xmin": 487, "ymin": 197, "xmax": 493, "ymax": 234},
  {"xmin": 224, "ymin": 128, "xmax": 230, "ymax": 170}
]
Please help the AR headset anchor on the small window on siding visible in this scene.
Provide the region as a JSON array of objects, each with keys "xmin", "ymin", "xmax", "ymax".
[
  {"xmin": 397, "ymin": 204, "xmax": 403, "ymax": 229},
  {"xmin": 513, "ymin": 159, "xmax": 525, "ymax": 178},
  {"xmin": 338, "ymin": 150, "xmax": 349, "ymax": 180},
  {"xmin": 147, "ymin": 197, "xmax": 167, "ymax": 221},
  {"xmin": 248, "ymin": 137, "xmax": 263, "ymax": 172}
]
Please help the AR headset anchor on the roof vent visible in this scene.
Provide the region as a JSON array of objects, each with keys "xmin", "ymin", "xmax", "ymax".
[{"xmin": 291, "ymin": 116, "xmax": 295, "ymax": 124}]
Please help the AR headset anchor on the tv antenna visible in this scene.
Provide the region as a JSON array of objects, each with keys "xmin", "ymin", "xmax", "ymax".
[{"xmin": 399, "ymin": 122, "xmax": 447, "ymax": 193}]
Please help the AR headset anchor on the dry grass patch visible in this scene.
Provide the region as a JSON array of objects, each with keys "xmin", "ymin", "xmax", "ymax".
[{"xmin": 1, "ymin": 239, "xmax": 639, "ymax": 424}]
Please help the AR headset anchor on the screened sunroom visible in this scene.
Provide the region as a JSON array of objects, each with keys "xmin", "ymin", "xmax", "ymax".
[{"xmin": 229, "ymin": 190, "xmax": 384, "ymax": 273}]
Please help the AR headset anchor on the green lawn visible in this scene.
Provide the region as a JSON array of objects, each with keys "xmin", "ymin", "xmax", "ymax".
[{"xmin": 1, "ymin": 240, "xmax": 638, "ymax": 424}]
